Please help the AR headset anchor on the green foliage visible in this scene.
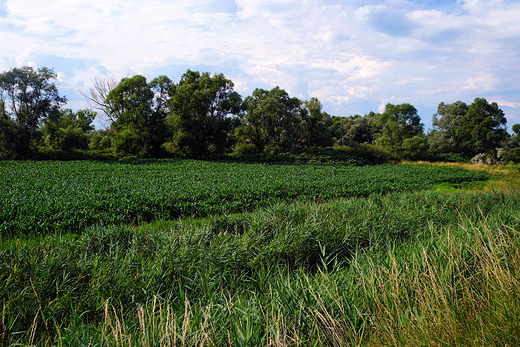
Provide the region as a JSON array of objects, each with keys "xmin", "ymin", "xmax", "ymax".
[
  {"xmin": 40, "ymin": 109, "xmax": 95, "ymax": 151},
  {"xmin": 377, "ymin": 103, "xmax": 424, "ymax": 148},
  {"xmin": 106, "ymin": 75, "xmax": 174, "ymax": 157},
  {"xmin": 234, "ymin": 142, "xmax": 259, "ymax": 155},
  {"xmin": 113, "ymin": 128, "xmax": 142, "ymax": 157},
  {"xmin": 0, "ymin": 66, "xmax": 67, "ymax": 156},
  {"xmin": 0, "ymin": 160, "xmax": 487, "ymax": 237},
  {"xmin": 236, "ymin": 86, "xmax": 302, "ymax": 154},
  {"xmin": 429, "ymin": 100, "xmax": 468, "ymax": 151},
  {"xmin": 169, "ymin": 70, "xmax": 241, "ymax": 157},
  {"xmin": 0, "ymin": 105, "xmax": 20, "ymax": 158},
  {"xmin": 89, "ymin": 131, "xmax": 103, "ymax": 149},
  {"xmin": 432, "ymin": 152, "xmax": 469, "ymax": 163},
  {"xmin": 456, "ymin": 97, "xmax": 507, "ymax": 156},
  {"xmin": 56, "ymin": 125, "xmax": 89, "ymax": 150},
  {"xmin": 512, "ymin": 123, "xmax": 520, "ymax": 135},
  {"xmin": 300, "ymin": 97, "xmax": 333, "ymax": 147},
  {"xmin": 330, "ymin": 111, "xmax": 381, "ymax": 146},
  {"xmin": 1, "ymin": 189, "xmax": 519, "ymax": 345},
  {"xmin": 401, "ymin": 135, "xmax": 429, "ymax": 160},
  {"xmin": 39, "ymin": 108, "xmax": 96, "ymax": 150},
  {"xmin": 230, "ymin": 147, "xmax": 374, "ymax": 165},
  {"xmin": 499, "ymin": 147, "xmax": 520, "ymax": 163},
  {"xmin": 29, "ymin": 147, "xmax": 119, "ymax": 161}
]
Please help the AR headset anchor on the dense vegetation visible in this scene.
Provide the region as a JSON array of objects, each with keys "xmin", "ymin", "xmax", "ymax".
[
  {"xmin": 0, "ymin": 160, "xmax": 486, "ymax": 237},
  {"xmin": 1, "ymin": 65, "xmax": 520, "ymax": 163},
  {"xmin": 1, "ymin": 64, "xmax": 520, "ymax": 346},
  {"xmin": 0, "ymin": 162, "xmax": 519, "ymax": 346}
]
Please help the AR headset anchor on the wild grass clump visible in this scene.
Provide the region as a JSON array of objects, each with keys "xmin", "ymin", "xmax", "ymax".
[
  {"xmin": 1, "ymin": 189, "xmax": 520, "ymax": 345},
  {"xmin": 362, "ymin": 216, "xmax": 520, "ymax": 346}
]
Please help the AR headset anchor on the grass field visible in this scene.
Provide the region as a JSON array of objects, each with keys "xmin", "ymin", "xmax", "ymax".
[
  {"xmin": 0, "ymin": 160, "xmax": 486, "ymax": 237},
  {"xmin": 1, "ymin": 160, "xmax": 519, "ymax": 346}
]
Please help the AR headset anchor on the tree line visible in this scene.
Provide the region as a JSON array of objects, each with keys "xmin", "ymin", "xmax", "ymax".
[{"xmin": 1, "ymin": 65, "xmax": 519, "ymax": 163}]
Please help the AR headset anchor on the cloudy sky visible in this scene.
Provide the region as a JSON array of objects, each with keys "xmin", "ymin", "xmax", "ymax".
[{"xmin": 1, "ymin": 0, "xmax": 519, "ymax": 130}]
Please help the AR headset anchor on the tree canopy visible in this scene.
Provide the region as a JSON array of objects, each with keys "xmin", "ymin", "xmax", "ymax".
[
  {"xmin": 455, "ymin": 98, "xmax": 507, "ymax": 156},
  {"xmin": 0, "ymin": 66, "xmax": 66, "ymax": 156},
  {"xmin": 40, "ymin": 108, "xmax": 96, "ymax": 150},
  {"xmin": 428, "ymin": 100, "xmax": 468, "ymax": 151},
  {"xmin": 300, "ymin": 97, "xmax": 333, "ymax": 148},
  {"xmin": 106, "ymin": 74, "xmax": 174, "ymax": 157},
  {"xmin": 236, "ymin": 86, "xmax": 303, "ymax": 154},
  {"xmin": 376, "ymin": 103, "xmax": 423, "ymax": 148},
  {"xmin": 1, "ymin": 65, "xmax": 518, "ymax": 163},
  {"xmin": 169, "ymin": 70, "xmax": 242, "ymax": 157}
]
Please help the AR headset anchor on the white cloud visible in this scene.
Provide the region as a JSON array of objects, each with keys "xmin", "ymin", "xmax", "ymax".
[
  {"xmin": 0, "ymin": 0, "xmax": 519, "ymax": 126},
  {"xmin": 494, "ymin": 100, "xmax": 520, "ymax": 109}
]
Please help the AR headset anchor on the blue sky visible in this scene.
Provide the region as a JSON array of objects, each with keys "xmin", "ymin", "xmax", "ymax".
[{"xmin": 1, "ymin": 0, "xmax": 519, "ymax": 131}]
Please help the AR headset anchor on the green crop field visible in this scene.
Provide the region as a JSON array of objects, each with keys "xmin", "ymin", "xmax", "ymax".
[
  {"xmin": 1, "ymin": 160, "xmax": 519, "ymax": 346},
  {"xmin": 0, "ymin": 160, "xmax": 486, "ymax": 237}
]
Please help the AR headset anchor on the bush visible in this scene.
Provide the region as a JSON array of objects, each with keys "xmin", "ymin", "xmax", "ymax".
[
  {"xmin": 500, "ymin": 147, "xmax": 520, "ymax": 164},
  {"xmin": 113, "ymin": 129, "xmax": 142, "ymax": 157},
  {"xmin": 56, "ymin": 126, "xmax": 89, "ymax": 150},
  {"xmin": 235, "ymin": 143, "xmax": 259, "ymax": 156},
  {"xmin": 471, "ymin": 148, "xmax": 507, "ymax": 165},
  {"xmin": 401, "ymin": 136, "xmax": 429, "ymax": 161},
  {"xmin": 432, "ymin": 152, "xmax": 469, "ymax": 163}
]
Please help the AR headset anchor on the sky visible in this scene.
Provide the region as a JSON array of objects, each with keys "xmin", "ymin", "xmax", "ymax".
[{"xmin": 1, "ymin": 0, "xmax": 520, "ymax": 131}]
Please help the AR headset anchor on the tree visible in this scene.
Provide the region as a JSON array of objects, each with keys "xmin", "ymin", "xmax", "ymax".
[
  {"xmin": 0, "ymin": 66, "xmax": 67, "ymax": 156},
  {"xmin": 40, "ymin": 108, "xmax": 96, "ymax": 150},
  {"xmin": 428, "ymin": 101, "xmax": 468, "ymax": 151},
  {"xmin": 90, "ymin": 129, "xmax": 112, "ymax": 150},
  {"xmin": 401, "ymin": 135, "xmax": 429, "ymax": 160},
  {"xmin": 106, "ymin": 74, "xmax": 174, "ymax": 157},
  {"xmin": 300, "ymin": 97, "xmax": 333, "ymax": 147},
  {"xmin": 455, "ymin": 97, "xmax": 507, "ymax": 156},
  {"xmin": 236, "ymin": 87, "xmax": 303, "ymax": 154},
  {"xmin": 509, "ymin": 123, "xmax": 520, "ymax": 148},
  {"xmin": 330, "ymin": 111, "xmax": 381, "ymax": 146},
  {"xmin": 168, "ymin": 70, "xmax": 241, "ymax": 157},
  {"xmin": 512, "ymin": 123, "xmax": 520, "ymax": 135},
  {"xmin": 80, "ymin": 74, "xmax": 130, "ymax": 128},
  {"xmin": 0, "ymin": 99, "xmax": 19, "ymax": 158},
  {"xmin": 377, "ymin": 103, "xmax": 423, "ymax": 148}
]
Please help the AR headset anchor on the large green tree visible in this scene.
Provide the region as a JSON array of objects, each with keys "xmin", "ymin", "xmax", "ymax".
[
  {"xmin": 511, "ymin": 123, "xmax": 520, "ymax": 146},
  {"xmin": 236, "ymin": 86, "xmax": 302, "ymax": 154},
  {"xmin": 169, "ymin": 70, "xmax": 241, "ymax": 157},
  {"xmin": 0, "ymin": 99, "xmax": 19, "ymax": 158},
  {"xmin": 40, "ymin": 108, "xmax": 96, "ymax": 150},
  {"xmin": 106, "ymin": 74, "xmax": 174, "ymax": 157},
  {"xmin": 330, "ymin": 111, "xmax": 381, "ymax": 146},
  {"xmin": 428, "ymin": 100, "xmax": 468, "ymax": 151},
  {"xmin": 455, "ymin": 97, "xmax": 507, "ymax": 156},
  {"xmin": 376, "ymin": 103, "xmax": 423, "ymax": 148},
  {"xmin": 300, "ymin": 97, "xmax": 333, "ymax": 148},
  {"xmin": 0, "ymin": 66, "xmax": 67, "ymax": 156}
]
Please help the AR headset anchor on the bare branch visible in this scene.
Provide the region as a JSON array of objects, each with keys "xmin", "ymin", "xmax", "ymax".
[{"xmin": 78, "ymin": 72, "xmax": 131, "ymax": 129}]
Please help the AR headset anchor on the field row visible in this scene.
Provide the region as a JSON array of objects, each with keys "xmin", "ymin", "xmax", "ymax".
[{"xmin": 0, "ymin": 160, "xmax": 487, "ymax": 236}]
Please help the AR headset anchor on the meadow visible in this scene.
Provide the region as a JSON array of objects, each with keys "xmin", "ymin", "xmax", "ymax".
[{"xmin": 1, "ymin": 160, "xmax": 519, "ymax": 346}]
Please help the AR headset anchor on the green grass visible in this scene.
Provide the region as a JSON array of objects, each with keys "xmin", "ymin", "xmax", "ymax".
[
  {"xmin": 1, "ymin": 187, "xmax": 520, "ymax": 346},
  {"xmin": 0, "ymin": 160, "xmax": 487, "ymax": 237},
  {"xmin": 1, "ymin": 161, "xmax": 518, "ymax": 346}
]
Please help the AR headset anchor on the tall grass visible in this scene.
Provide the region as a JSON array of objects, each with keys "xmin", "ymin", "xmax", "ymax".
[
  {"xmin": 18, "ymin": 213, "xmax": 518, "ymax": 346},
  {"xmin": 362, "ymin": 216, "xmax": 520, "ymax": 346},
  {"xmin": 1, "ymin": 187, "xmax": 520, "ymax": 346}
]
